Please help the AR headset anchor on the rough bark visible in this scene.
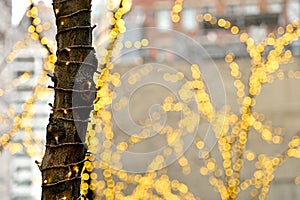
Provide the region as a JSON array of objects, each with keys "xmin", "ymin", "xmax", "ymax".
[{"xmin": 41, "ymin": 0, "xmax": 97, "ymax": 199}]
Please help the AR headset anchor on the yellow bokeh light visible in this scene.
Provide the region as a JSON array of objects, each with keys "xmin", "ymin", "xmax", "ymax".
[
  {"xmin": 172, "ymin": 15, "xmax": 180, "ymax": 23},
  {"xmin": 231, "ymin": 26, "xmax": 239, "ymax": 34}
]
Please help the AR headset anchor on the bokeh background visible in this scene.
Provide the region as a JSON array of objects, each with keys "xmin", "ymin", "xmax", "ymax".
[{"xmin": 0, "ymin": 0, "xmax": 299, "ymax": 199}]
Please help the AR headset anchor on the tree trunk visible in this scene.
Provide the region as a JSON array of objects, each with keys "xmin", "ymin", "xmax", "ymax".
[{"xmin": 41, "ymin": 0, "xmax": 97, "ymax": 199}]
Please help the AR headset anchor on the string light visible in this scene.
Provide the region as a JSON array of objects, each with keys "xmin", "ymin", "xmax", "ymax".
[{"xmin": 171, "ymin": 0, "xmax": 184, "ymax": 23}]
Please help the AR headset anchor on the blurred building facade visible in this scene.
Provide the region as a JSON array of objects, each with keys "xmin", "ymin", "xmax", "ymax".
[
  {"xmin": 128, "ymin": 0, "xmax": 299, "ymax": 59},
  {"xmin": 0, "ymin": 1, "xmax": 15, "ymax": 199},
  {"xmin": 0, "ymin": 1, "xmax": 54, "ymax": 200},
  {"xmin": 92, "ymin": 0, "xmax": 299, "ymax": 62},
  {"xmin": 0, "ymin": 0, "xmax": 12, "ymax": 63}
]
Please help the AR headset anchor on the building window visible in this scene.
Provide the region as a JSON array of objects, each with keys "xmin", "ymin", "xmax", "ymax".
[
  {"xmin": 182, "ymin": 8, "xmax": 197, "ymax": 30},
  {"xmin": 245, "ymin": 4, "xmax": 259, "ymax": 15},
  {"xmin": 269, "ymin": 3, "xmax": 282, "ymax": 13},
  {"xmin": 0, "ymin": 32, "xmax": 4, "ymax": 49},
  {"xmin": 15, "ymin": 57, "xmax": 35, "ymax": 63},
  {"xmin": 15, "ymin": 70, "xmax": 34, "ymax": 79},
  {"xmin": 287, "ymin": 1, "xmax": 300, "ymax": 22},
  {"xmin": 227, "ymin": 4, "xmax": 240, "ymax": 15},
  {"xmin": 156, "ymin": 9, "xmax": 172, "ymax": 31},
  {"xmin": 201, "ymin": 6, "xmax": 214, "ymax": 14}
]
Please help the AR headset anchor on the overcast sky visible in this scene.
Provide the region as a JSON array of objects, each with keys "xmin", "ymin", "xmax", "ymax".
[{"xmin": 12, "ymin": 0, "xmax": 52, "ymax": 25}]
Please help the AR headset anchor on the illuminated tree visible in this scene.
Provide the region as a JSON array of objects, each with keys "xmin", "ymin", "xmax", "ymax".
[{"xmin": 40, "ymin": 0, "xmax": 97, "ymax": 199}]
